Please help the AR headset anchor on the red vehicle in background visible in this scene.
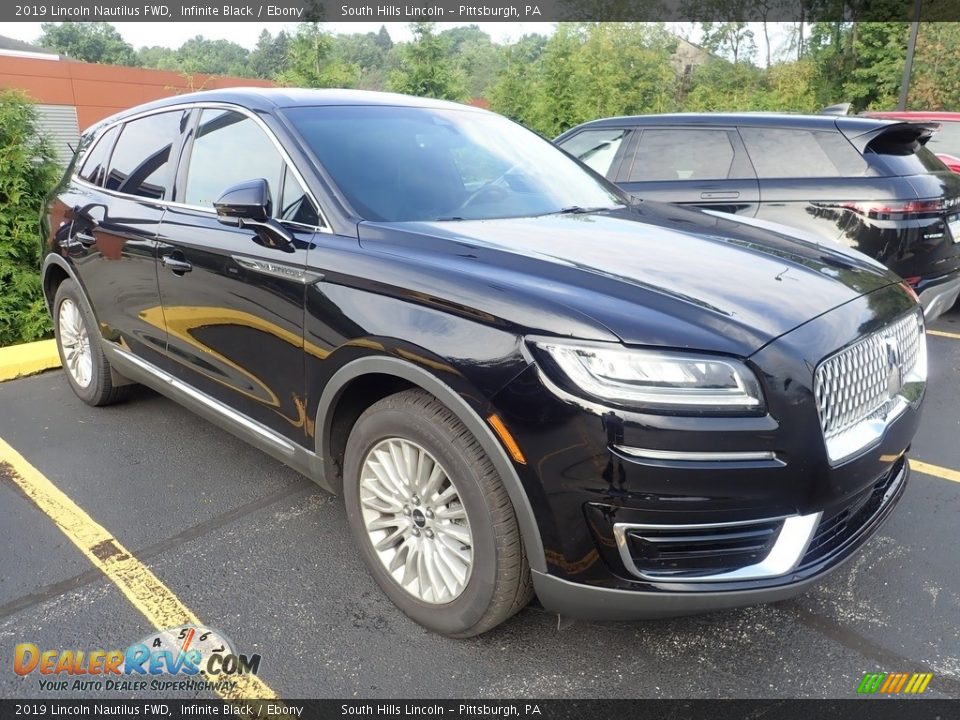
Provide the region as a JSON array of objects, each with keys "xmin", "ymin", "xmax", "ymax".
[{"xmin": 864, "ymin": 112, "xmax": 960, "ymax": 173}]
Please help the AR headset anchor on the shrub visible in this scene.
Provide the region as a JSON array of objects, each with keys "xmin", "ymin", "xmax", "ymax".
[{"xmin": 0, "ymin": 90, "xmax": 61, "ymax": 346}]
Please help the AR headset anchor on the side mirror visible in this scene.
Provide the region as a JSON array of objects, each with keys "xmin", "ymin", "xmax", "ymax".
[
  {"xmin": 214, "ymin": 178, "xmax": 295, "ymax": 253},
  {"xmin": 214, "ymin": 178, "xmax": 271, "ymax": 222}
]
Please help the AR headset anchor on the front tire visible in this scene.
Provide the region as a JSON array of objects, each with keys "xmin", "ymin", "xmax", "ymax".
[
  {"xmin": 53, "ymin": 279, "xmax": 131, "ymax": 406},
  {"xmin": 343, "ymin": 389, "xmax": 533, "ymax": 637}
]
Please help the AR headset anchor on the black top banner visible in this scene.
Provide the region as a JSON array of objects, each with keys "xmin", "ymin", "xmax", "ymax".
[{"xmin": 5, "ymin": 0, "xmax": 960, "ymax": 23}]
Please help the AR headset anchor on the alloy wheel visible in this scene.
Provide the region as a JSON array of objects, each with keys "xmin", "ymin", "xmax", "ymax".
[
  {"xmin": 358, "ymin": 438, "xmax": 474, "ymax": 604},
  {"xmin": 58, "ymin": 298, "xmax": 93, "ymax": 388}
]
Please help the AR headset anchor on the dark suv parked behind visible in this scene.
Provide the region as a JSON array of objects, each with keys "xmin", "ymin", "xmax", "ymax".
[
  {"xmin": 44, "ymin": 90, "xmax": 926, "ymax": 636},
  {"xmin": 556, "ymin": 113, "xmax": 960, "ymax": 319}
]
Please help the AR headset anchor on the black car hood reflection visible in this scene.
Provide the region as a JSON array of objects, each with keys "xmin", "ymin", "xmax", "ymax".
[{"xmin": 361, "ymin": 203, "xmax": 898, "ymax": 355}]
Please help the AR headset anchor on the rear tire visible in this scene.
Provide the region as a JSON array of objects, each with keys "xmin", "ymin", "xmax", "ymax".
[
  {"xmin": 343, "ymin": 388, "xmax": 533, "ymax": 637},
  {"xmin": 53, "ymin": 279, "xmax": 132, "ymax": 407}
]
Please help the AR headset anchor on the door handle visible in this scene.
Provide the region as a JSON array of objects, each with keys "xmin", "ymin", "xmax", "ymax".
[
  {"xmin": 700, "ymin": 191, "xmax": 740, "ymax": 200},
  {"xmin": 74, "ymin": 232, "xmax": 97, "ymax": 247},
  {"xmin": 161, "ymin": 255, "xmax": 192, "ymax": 275}
]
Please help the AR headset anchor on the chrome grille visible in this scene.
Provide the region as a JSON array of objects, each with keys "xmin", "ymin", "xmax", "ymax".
[{"xmin": 814, "ymin": 312, "xmax": 924, "ymax": 445}]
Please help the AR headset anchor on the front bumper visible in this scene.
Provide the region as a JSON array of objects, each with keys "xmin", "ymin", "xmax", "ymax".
[
  {"xmin": 533, "ymin": 460, "xmax": 908, "ymax": 620},
  {"xmin": 491, "ymin": 284, "xmax": 921, "ymax": 617},
  {"xmin": 917, "ymin": 271, "xmax": 960, "ymax": 320}
]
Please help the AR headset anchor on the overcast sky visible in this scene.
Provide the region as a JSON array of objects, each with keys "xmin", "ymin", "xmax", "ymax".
[{"xmin": 2, "ymin": 22, "xmax": 558, "ymax": 49}]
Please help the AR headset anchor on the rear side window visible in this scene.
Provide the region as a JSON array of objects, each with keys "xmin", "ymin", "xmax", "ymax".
[
  {"xmin": 626, "ymin": 129, "xmax": 735, "ymax": 182},
  {"xmin": 558, "ymin": 129, "xmax": 628, "ymax": 177},
  {"xmin": 183, "ymin": 109, "xmax": 284, "ymax": 209},
  {"xmin": 740, "ymin": 127, "xmax": 868, "ymax": 178},
  {"xmin": 105, "ymin": 111, "xmax": 187, "ymax": 199},
  {"xmin": 866, "ymin": 144, "xmax": 948, "ymax": 176},
  {"xmin": 78, "ymin": 126, "xmax": 119, "ymax": 186}
]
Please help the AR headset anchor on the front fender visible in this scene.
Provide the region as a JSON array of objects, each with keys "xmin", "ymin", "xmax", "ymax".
[{"xmin": 314, "ymin": 353, "xmax": 547, "ymax": 574}]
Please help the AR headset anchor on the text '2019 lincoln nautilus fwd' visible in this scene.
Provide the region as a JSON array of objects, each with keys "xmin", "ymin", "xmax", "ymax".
[{"xmin": 42, "ymin": 89, "xmax": 927, "ymax": 636}]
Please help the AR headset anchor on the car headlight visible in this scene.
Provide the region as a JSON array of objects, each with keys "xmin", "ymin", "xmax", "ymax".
[{"xmin": 533, "ymin": 340, "xmax": 764, "ymax": 413}]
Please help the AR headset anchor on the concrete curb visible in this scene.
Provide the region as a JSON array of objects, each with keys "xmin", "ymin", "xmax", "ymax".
[{"xmin": 0, "ymin": 339, "xmax": 61, "ymax": 382}]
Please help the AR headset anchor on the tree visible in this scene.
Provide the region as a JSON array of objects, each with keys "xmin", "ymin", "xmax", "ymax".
[
  {"xmin": 249, "ymin": 30, "xmax": 291, "ymax": 79},
  {"xmin": 137, "ymin": 45, "xmax": 178, "ymax": 70},
  {"xmin": 488, "ymin": 34, "xmax": 547, "ymax": 126},
  {"xmin": 805, "ymin": 21, "xmax": 908, "ymax": 110},
  {"xmin": 389, "ymin": 23, "xmax": 466, "ymax": 102},
  {"xmin": 38, "ymin": 22, "xmax": 137, "ymax": 66},
  {"xmin": 910, "ymin": 23, "xmax": 960, "ymax": 110},
  {"xmin": 525, "ymin": 24, "xmax": 581, "ymax": 136},
  {"xmin": 440, "ymin": 25, "xmax": 504, "ymax": 99},
  {"xmin": 374, "ymin": 25, "xmax": 394, "ymax": 52},
  {"xmin": 699, "ymin": 22, "xmax": 757, "ymax": 64},
  {"xmin": 0, "ymin": 91, "xmax": 61, "ymax": 345},
  {"xmin": 278, "ymin": 23, "xmax": 358, "ymax": 88},
  {"xmin": 173, "ymin": 36, "xmax": 250, "ymax": 76},
  {"xmin": 330, "ymin": 31, "xmax": 396, "ymax": 89}
]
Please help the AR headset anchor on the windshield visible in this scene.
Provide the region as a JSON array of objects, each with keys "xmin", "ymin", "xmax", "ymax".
[{"xmin": 282, "ymin": 105, "xmax": 624, "ymax": 222}]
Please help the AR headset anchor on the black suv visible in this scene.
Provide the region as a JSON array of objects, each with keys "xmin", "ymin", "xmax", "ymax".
[
  {"xmin": 43, "ymin": 90, "xmax": 926, "ymax": 636},
  {"xmin": 556, "ymin": 113, "xmax": 960, "ymax": 320}
]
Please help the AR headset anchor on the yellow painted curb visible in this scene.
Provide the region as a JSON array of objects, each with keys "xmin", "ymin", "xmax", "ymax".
[{"xmin": 0, "ymin": 339, "xmax": 61, "ymax": 382}]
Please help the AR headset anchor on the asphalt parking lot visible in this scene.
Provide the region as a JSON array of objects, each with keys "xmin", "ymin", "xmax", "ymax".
[{"xmin": 1, "ymin": 305, "xmax": 959, "ymax": 701}]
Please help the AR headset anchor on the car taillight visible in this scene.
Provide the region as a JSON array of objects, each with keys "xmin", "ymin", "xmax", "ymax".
[{"xmin": 841, "ymin": 199, "xmax": 944, "ymax": 220}]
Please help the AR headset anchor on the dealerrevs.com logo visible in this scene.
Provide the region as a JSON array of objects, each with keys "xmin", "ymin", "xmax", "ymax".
[{"xmin": 13, "ymin": 625, "xmax": 261, "ymax": 693}]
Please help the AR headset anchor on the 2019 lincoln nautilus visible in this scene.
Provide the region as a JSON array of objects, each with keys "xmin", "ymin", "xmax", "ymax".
[{"xmin": 42, "ymin": 89, "xmax": 926, "ymax": 636}]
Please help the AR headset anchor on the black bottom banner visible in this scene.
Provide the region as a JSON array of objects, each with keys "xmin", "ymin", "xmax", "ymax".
[{"xmin": 2, "ymin": 699, "xmax": 958, "ymax": 720}]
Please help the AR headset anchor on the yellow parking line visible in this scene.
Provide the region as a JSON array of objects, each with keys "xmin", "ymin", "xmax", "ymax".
[
  {"xmin": 911, "ymin": 458, "xmax": 960, "ymax": 484},
  {"xmin": 928, "ymin": 329, "xmax": 960, "ymax": 340},
  {"xmin": 0, "ymin": 435, "xmax": 278, "ymax": 702}
]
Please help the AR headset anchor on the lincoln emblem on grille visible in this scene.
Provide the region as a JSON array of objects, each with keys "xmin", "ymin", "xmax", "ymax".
[{"xmin": 884, "ymin": 338, "xmax": 903, "ymax": 400}]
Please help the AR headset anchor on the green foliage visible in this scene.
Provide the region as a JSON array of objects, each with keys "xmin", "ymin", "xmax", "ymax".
[
  {"xmin": 438, "ymin": 25, "xmax": 504, "ymax": 99},
  {"xmin": 487, "ymin": 35, "xmax": 547, "ymax": 127},
  {"xmin": 277, "ymin": 23, "xmax": 359, "ymax": 89},
  {"xmin": 490, "ymin": 23, "xmax": 680, "ymax": 136},
  {"xmin": 389, "ymin": 23, "xmax": 467, "ymax": 102},
  {"xmin": 0, "ymin": 91, "xmax": 61, "ymax": 346},
  {"xmin": 911, "ymin": 23, "xmax": 960, "ymax": 110},
  {"xmin": 38, "ymin": 22, "xmax": 138, "ymax": 65},
  {"xmin": 249, "ymin": 30, "xmax": 291, "ymax": 80}
]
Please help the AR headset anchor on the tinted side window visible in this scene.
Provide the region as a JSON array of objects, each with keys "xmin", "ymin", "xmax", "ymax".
[
  {"xmin": 183, "ymin": 110, "xmax": 284, "ymax": 209},
  {"xmin": 278, "ymin": 170, "xmax": 320, "ymax": 227},
  {"xmin": 740, "ymin": 127, "xmax": 868, "ymax": 179},
  {"xmin": 627, "ymin": 129, "xmax": 734, "ymax": 182},
  {"xmin": 106, "ymin": 111, "xmax": 186, "ymax": 199},
  {"xmin": 866, "ymin": 145, "xmax": 948, "ymax": 176},
  {"xmin": 78, "ymin": 126, "xmax": 120, "ymax": 186},
  {"xmin": 558, "ymin": 129, "xmax": 628, "ymax": 176}
]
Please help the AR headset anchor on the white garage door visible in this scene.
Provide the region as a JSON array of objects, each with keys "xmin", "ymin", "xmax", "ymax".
[{"xmin": 35, "ymin": 104, "xmax": 80, "ymax": 166}]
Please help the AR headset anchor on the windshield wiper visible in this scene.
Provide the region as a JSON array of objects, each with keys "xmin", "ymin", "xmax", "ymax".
[{"xmin": 556, "ymin": 205, "xmax": 612, "ymax": 215}]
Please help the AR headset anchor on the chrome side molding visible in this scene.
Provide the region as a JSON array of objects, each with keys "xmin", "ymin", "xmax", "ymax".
[
  {"xmin": 112, "ymin": 347, "xmax": 297, "ymax": 454},
  {"xmin": 613, "ymin": 446, "xmax": 777, "ymax": 462}
]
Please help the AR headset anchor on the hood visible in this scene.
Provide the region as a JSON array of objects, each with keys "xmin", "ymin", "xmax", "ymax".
[{"xmin": 358, "ymin": 203, "xmax": 899, "ymax": 355}]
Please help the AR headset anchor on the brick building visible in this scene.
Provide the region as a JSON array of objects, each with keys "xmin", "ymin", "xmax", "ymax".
[{"xmin": 0, "ymin": 35, "xmax": 272, "ymax": 164}]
